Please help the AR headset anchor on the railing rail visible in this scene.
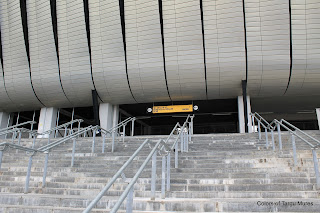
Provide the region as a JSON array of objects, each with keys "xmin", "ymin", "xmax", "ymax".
[
  {"xmin": 36, "ymin": 119, "xmax": 84, "ymax": 138},
  {"xmin": 83, "ymin": 114, "xmax": 194, "ymax": 213},
  {"xmin": 250, "ymin": 112, "xmax": 320, "ymax": 189},
  {"xmin": 0, "ymin": 121, "xmax": 36, "ymax": 133}
]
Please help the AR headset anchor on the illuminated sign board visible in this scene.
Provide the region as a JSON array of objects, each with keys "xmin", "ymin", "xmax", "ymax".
[{"xmin": 152, "ymin": 104, "xmax": 193, "ymax": 114}]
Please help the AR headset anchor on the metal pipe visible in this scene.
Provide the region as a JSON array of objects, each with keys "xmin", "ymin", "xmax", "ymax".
[
  {"xmin": 126, "ymin": 186, "xmax": 134, "ymax": 213},
  {"xmin": 42, "ymin": 152, "xmax": 49, "ymax": 187},
  {"xmin": 265, "ymin": 128, "xmax": 269, "ymax": 148},
  {"xmin": 71, "ymin": 139, "xmax": 76, "ymax": 167},
  {"xmin": 131, "ymin": 119, "xmax": 135, "ymax": 136},
  {"xmin": 123, "ymin": 125, "xmax": 126, "ymax": 143},
  {"xmin": 180, "ymin": 130, "xmax": 183, "ymax": 152},
  {"xmin": 64, "ymin": 127, "xmax": 67, "ymax": 137},
  {"xmin": 175, "ymin": 142, "xmax": 178, "ymax": 169},
  {"xmin": 24, "ymin": 156, "xmax": 33, "ymax": 194},
  {"xmin": 292, "ymin": 134, "xmax": 298, "ymax": 167},
  {"xmin": 277, "ymin": 123, "xmax": 282, "ymax": 151},
  {"xmin": 312, "ymin": 149, "xmax": 320, "ymax": 189},
  {"xmin": 151, "ymin": 151, "xmax": 157, "ymax": 200},
  {"xmin": 5, "ymin": 114, "xmax": 10, "ymax": 139},
  {"xmin": 0, "ymin": 151, "xmax": 3, "ymax": 169},
  {"xmin": 30, "ymin": 110, "xmax": 35, "ymax": 138},
  {"xmin": 32, "ymin": 136, "xmax": 36, "ymax": 148},
  {"xmin": 258, "ymin": 121, "xmax": 261, "ymax": 140},
  {"xmin": 92, "ymin": 128, "xmax": 96, "ymax": 153},
  {"xmin": 70, "ymin": 108, "xmax": 74, "ymax": 133},
  {"xmin": 251, "ymin": 116, "xmax": 255, "ymax": 132},
  {"xmin": 167, "ymin": 153, "xmax": 171, "ymax": 191},
  {"xmin": 102, "ymin": 134, "xmax": 106, "ymax": 153},
  {"xmin": 55, "ymin": 109, "xmax": 60, "ymax": 138},
  {"xmin": 109, "ymin": 139, "xmax": 162, "ymax": 213},
  {"xmin": 18, "ymin": 131, "xmax": 22, "ymax": 145},
  {"xmin": 271, "ymin": 130, "xmax": 275, "ymax": 151},
  {"xmin": 83, "ymin": 139, "xmax": 150, "ymax": 213},
  {"xmin": 112, "ymin": 131, "xmax": 115, "ymax": 153},
  {"xmin": 161, "ymin": 156, "xmax": 166, "ymax": 199}
]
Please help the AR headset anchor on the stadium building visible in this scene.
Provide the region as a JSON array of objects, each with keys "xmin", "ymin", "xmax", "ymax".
[{"xmin": 0, "ymin": 0, "xmax": 320, "ymax": 135}]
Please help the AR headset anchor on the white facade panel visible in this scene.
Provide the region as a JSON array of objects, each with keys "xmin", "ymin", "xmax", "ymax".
[
  {"xmin": 124, "ymin": 0, "xmax": 170, "ymax": 103},
  {"xmin": 162, "ymin": 0, "xmax": 206, "ymax": 101},
  {"xmin": 0, "ymin": 0, "xmax": 42, "ymax": 111},
  {"xmin": 56, "ymin": 0, "xmax": 94, "ymax": 106},
  {"xmin": 27, "ymin": 0, "xmax": 71, "ymax": 107}
]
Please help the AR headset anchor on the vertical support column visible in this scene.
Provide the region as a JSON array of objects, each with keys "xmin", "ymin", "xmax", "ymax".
[
  {"xmin": 5, "ymin": 113, "xmax": 11, "ymax": 139},
  {"xmin": 0, "ymin": 150, "xmax": 3, "ymax": 170},
  {"xmin": 131, "ymin": 119, "xmax": 135, "ymax": 136},
  {"xmin": 277, "ymin": 123, "xmax": 282, "ymax": 151},
  {"xmin": 167, "ymin": 153, "xmax": 171, "ymax": 191},
  {"xmin": 265, "ymin": 128, "xmax": 269, "ymax": 148},
  {"xmin": 151, "ymin": 152, "xmax": 157, "ymax": 200},
  {"xmin": 251, "ymin": 116, "xmax": 255, "ymax": 133},
  {"xmin": 246, "ymin": 96, "xmax": 253, "ymax": 133},
  {"xmin": 42, "ymin": 152, "xmax": 49, "ymax": 187},
  {"xmin": 24, "ymin": 155, "xmax": 33, "ymax": 193},
  {"xmin": 242, "ymin": 80, "xmax": 248, "ymax": 133},
  {"xmin": 37, "ymin": 108, "xmax": 58, "ymax": 138},
  {"xmin": 291, "ymin": 134, "xmax": 298, "ymax": 167},
  {"xmin": 271, "ymin": 130, "xmax": 275, "ymax": 151},
  {"xmin": 258, "ymin": 121, "xmax": 261, "ymax": 140},
  {"xmin": 70, "ymin": 108, "xmax": 75, "ymax": 133},
  {"xmin": 71, "ymin": 138, "xmax": 76, "ymax": 167},
  {"xmin": 126, "ymin": 186, "xmax": 134, "ymax": 213},
  {"xmin": 55, "ymin": 109, "xmax": 60, "ymax": 138},
  {"xmin": 237, "ymin": 96, "xmax": 245, "ymax": 133},
  {"xmin": 316, "ymin": 108, "xmax": 320, "ymax": 130},
  {"xmin": 102, "ymin": 134, "xmax": 106, "ymax": 153},
  {"xmin": 92, "ymin": 129, "xmax": 96, "ymax": 153},
  {"xmin": 123, "ymin": 125, "xmax": 126, "ymax": 143},
  {"xmin": 99, "ymin": 103, "xmax": 114, "ymax": 131},
  {"xmin": 0, "ymin": 112, "xmax": 11, "ymax": 139},
  {"xmin": 161, "ymin": 156, "xmax": 166, "ymax": 199},
  {"xmin": 312, "ymin": 149, "xmax": 320, "ymax": 189}
]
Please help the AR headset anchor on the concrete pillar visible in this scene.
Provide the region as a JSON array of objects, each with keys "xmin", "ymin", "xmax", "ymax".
[
  {"xmin": 238, "ymin": 96, "xmax": 245, "ymax": 133},
  {"xmin": 316, "ymin": 108, "xmax": 320, "ymax": 130},
  {"xmin": 99, "ymin": 103, "xmax": 113, "ymax": 131},
  {"xmin": 0, "ymin": 112, "xmax": 10, "ymax": 139},
  {"xmin": 247, "ymin": 96, "xmax": 253, "ymax": 133},
  {"xmin": 112, "ymin": 105, "xmax": 119, "ymax": 128},
  {"xmin": 38, "ymin": 107, "xmax": 58, "ymax": 138}
]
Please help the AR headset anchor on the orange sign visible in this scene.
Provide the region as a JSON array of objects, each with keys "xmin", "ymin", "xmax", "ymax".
[{"xmin": 152, "ymin": 105, "xmax": 193, "ymax": 114}]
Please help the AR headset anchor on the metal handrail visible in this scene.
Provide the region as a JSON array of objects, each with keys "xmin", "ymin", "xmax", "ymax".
[
  {"xmin": 83, "ymin": 139, "xmax": 151, "ymax": 213},
  {"xmin": 83, "ymin": 114, "xmax": 194, "ymax": 213},
  {"xmin": 0, "ymin": 121, "xmax": 37, "ymax": 133},
  {"xmin": 36, "ymin": 119, "xmax": 84, "ymax": 137},
  {"xmin": 250, "ymin": 112, "xmax": 320, "ymax": 188}
]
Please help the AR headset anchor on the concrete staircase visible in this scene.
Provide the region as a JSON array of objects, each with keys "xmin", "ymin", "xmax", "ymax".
[{"xmin": 0, "ymin": 131, "xmax": 320, "ymax": 212}]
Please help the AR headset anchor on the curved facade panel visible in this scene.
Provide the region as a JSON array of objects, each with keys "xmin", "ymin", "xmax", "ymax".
[
  {"xmin": 89, "ymin": 0, "xmax": 135, "ymax": 104},
  {"xmin": 246, "ymin": 0, "xmax": 290, "ymax": 96},
  {"xmin": 286, "ymin": 0, "xmax": 320, "ymax": 96},
  {"xmin": 203, "ymin": 0, "xmax": 246, "ymax": 99},
  {"xmin": 0, "ymin": 61, "xmax": 15, "ymax": 112},
  {"xmin": 56, "ymin": 0, "xmax": 94, "ymax": 106},
  {"xmin": 125, "ymin": 0, "xmax": 170, "ymax": 103},
  {"xmin": 27, "ymin": 0, "xmax": 70, "ymax": 107},
  {"xmin": 0, "ymin": 0, "xmax": 43, "ymax": 111},
  {"xmin": 162, "ymin": 0, "xmax": 207, "ymax": 101}
]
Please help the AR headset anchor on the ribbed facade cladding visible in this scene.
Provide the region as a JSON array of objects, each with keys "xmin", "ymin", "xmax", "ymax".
[{"xmin": 0, "ymin": 0, "xmax": 319, "ymax": 111}]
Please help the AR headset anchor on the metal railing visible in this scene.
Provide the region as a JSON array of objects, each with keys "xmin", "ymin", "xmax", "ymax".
[
  {"xmin": 251, "ymin": 112, "xmax": 320, "ymax": 188},
  {"xmin": 0, "ymin": 125, "xmax": 96, "ymax": 193},
  {"xmin": 0, "ymin": 121, "xmax": 36, "ymax": 133},
  {"xmin": 83, "ymin": 115, "xmax": 194, "ymax": 213}
]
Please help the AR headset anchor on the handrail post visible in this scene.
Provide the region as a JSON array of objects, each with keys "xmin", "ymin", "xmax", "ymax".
[
  {"xmin": 112, "ymin": 131, "xmax": 115, "ymax": 153},
  {"xmin": 42, "ymin": 152, "xmax": 49, "ymax": 188},
  {"xmin": 277, "ymin": 123, "xmax": 282, "ymax": 151},
  {"xmin": 32, "ymin": 136, "xmax": 36, "ymax": 148},
  {"xmin": 258, "ymin": 121, "xmax": 261, "ymax": 140},
  {"xmin": 131, "ymin": 119, "xmax": 135, "ymax": 136},
  {"xmin": 265, "ymin": 128, "xmax": 269, "ymax": 149},
  {"xmin": 123, "ymin": 125, "xmax": 126, "ymax": 143},
  {"xmin": 0, "ymin": 150, "xmax": 3, "ymax": 169},
  {"xmin": 102, "ymin": 134, "xmax": 106, "ymax": 153},
  {"xmin": 78, "ymin": 121, "xmax": 81, "ymax": 136},
  {"xmin": 92, "ymin": 128, "xmax": 96, "ymax": 153},
  {"xmin": 291, "ymin": 134, "xmax": 298, "ymax": 167},
  {"xmin": 12, "ymin": 131, "xmax": 16, "ymax": 143},
  {"xmin": 188, "ymin": 122, "xmax": 191, "ymax": 141},
  {"xmin": 271, "ymin": 130, "xmax": 275, "ymax": 151},
  {"xmin": 64, "ymin": 127, "xmax": 67, "ymax": 137},
  {"xmin": 151, "ymin": 151, "xmax": 157, "ymax": 200},
  {"xmin": 71, "ymin": 138, "xmax": 76, "ymax": 167},
  {"xmin": 180, "ymin": 131, "xmax": 183, "ymax": 153},
  {"xmin": 126, "ymin": 186, "xmax": 134, "ymax": 213},
  {"xmin": 161, "ymin": 156, "xmax": 166, "ymax": 199},
  {"xmin": 24, "ymin": 155, "xmax": 33, "ymax": 194},
  {"xmin": 185, "ymin": 130, "xmax": 188, "ymax": 152},
  {"xmin": 311, "ymin": 149, "xmax": 320, "ymax": 189},
  {"xmin": 167, "ymin": 153, "xmax": 171, "ymax": 191},
  {"xmin": 251, "ymin": 116, "xmax": 255, "ymax": 132},
  {"xmin": 18, "ymin": 131, "xmax": 22, "ymax": 145},
  {"xmin": 175, "ymin": 142, "xmax": 178, "ymax": 168}
]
